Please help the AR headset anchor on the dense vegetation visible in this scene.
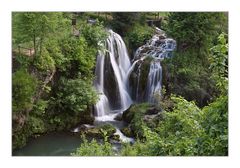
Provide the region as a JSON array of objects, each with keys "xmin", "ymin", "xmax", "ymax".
[{"xmin": 12, "ymin": 12, "xmax": 228, "ymax": 156}]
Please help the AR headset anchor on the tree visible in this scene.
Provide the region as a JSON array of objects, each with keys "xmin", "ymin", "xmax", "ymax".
[
  {"xmin": 111, "ymin": 12, "xmax": 141, "ymax": 36},
  {"xmin": 13, "ymin": 12, "xmax": 71, "ymax": 56},
  {"xmin": 165, "ymin": 12, "xmax": 227, "ymax": 53},
  {"xmin": 162, "ymin": 13, "xmax": 228, "ymax": 106}
]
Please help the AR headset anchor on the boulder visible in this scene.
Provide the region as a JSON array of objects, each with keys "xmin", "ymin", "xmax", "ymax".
[
  {"xmin": 122, "ymin": 105, "xmax": 134, "ymax": 123},
  {"xmin": 145, "ymin": 106, "xmax": 158, "ymax": 115},
  {"xmin": 114, "ymin": 113, "xmax": 123, "ymax": 121},
  {"xmin": 77, "ymin": 124, "xmax": 116, "ymax": 139},
  {"xmin": 120, "ymin": 127, "xmax": 133, "ymax": 137}
]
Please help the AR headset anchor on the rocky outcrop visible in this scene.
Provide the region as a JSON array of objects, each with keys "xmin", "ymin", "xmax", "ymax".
[
  {"xmin": 72, "ymin": 123, "xmax": 117, "ymax": 140},
  {"xmin": 121, "ymin": 103, "xmax": 162, "ymax": 138}
]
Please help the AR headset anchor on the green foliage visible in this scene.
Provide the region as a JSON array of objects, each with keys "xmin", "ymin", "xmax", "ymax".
[
  {"xmin": 13, "ymin": 12, "xmax": 71, "ymax": 55},
  {"xmin": 209, "ymin": 33, "xmax": 228, "ymax": 94},
  {"xmin": 12, "ymin": 69, "xmax": 38, "ymax": 113},
  {"xmin": 28, "ymin": 116, "xmax": 46, "ymax": 134},
  {"xmin": 34, "ymin": 48, "xmax": 55, "ymax": 72},
  {"xmin": 71, "ymin": 135, "xmax": 113, "ymax": 156},
  {"xmin": 154, "ymin": 96, "xmax": 203, "ymax": 155},
  {"xmin": 111, "ymin": 12, "xmax": 141, "ymax": 36},
  {"xmin": 123, "ymin": 103, "xmax": 151, "ymax": 138},
  {"xmin": 165, "ymin": 12, "xmax": 227, "ymax": 52},
  {"xmin": 59, "ymin": 36, "xmax": 96, "ymax": 76},
  {"xmin": 15, "ymin": 54, "xmax": 32, "ymax": 69},
  {"xmin": 12, "ymin": 12, "xmax": 99, "ymax": 149},
  {"xmin": 121, "ymin": 95, "xmax": 228, "ymax": 156},
  {"xmin": 80, "ymin": 20, "xmax": 108, "ymax": 49},
  {"xmin": 200, "ymin": 95, "xmax": 228, "ymax": 155},
  {"xmin": 126, "ymin": 24, "xmax": 154, "ymax": 51},
  {"xmin": 32, "ymin": 99, "xmax": 48, "ymax": 116},
  {"xmin": 55, "ymin": 78, "xmax": 98, "ymax": 114},
  {"xmin": 162, "ymin": 13, "xmax": 227, "ymax": 106}
]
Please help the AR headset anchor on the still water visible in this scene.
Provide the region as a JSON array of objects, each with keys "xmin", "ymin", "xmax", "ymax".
[{"xmin": 13, "ymin": 132, "xmax": 82, "ymax": 156}]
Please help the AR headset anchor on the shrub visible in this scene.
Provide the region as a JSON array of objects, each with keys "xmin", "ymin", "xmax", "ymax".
[
  {"xmin": 56, "ymin": 78, "xmax": 98, "ymax": 114},
  {"xmin": 126, "ymin": 24, "xmax": 154, "ymax": 51},
  {"xmin": 12, "ymin": 69, "xmax": 38, "ymax": 114},
  {"xmin": 71, "ymin": 133, "xmax": 113, "ymax": 156}
]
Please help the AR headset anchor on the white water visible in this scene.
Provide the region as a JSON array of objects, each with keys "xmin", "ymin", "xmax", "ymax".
[
  {"xmin": 94, "ymin": 50, "xmax": 111, "ymax": 117},
  {"xmin": 134, "ymin": 27, "xmax": 176, "ymax": 103},
  {"xmin": 94, "ymin": 30, "xmax": 132, "ymax": 119},
  {"xmin": 93, "ymin": 28, "xmax": 175, "ymax": 143},
  {"xmin": 114, "ymin": 129, "xmax": 134, "ymax": 143},
  {"xmin": 146, "ymin": 60, "xmax": 162, "ymax": 103}
]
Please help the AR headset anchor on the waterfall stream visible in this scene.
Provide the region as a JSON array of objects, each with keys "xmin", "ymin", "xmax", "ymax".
[
  {"xmin": 94, "ymin": 30, "xmax": 132, "ymax": 121},
  {"xmin": 93, "ymin": 28, "xmax": 176, "ymax": 142}
]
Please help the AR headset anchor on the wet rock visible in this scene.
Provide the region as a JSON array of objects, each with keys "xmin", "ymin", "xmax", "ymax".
[
  {"xmin": 122, "ymin": 105, "xmax": 134, "ymax": 123},
  {"xmin": 76, "ymin": 124, "xmax": 116, "ymax": 139},
  {"xmin": 71, "ymin": 124, "xmax": 94, "ymax": 133},
  {"xmin": 120, "ymin": 127, "xmax": 133, "ymax": 137},
  {"xmin": 114, "ymin": 113, "xmax": 122, "ymax": 121},
  {"xmin": 145, "ymin": 106, "xmax": 158, "ymax": 115},
  {"xmin": 111, "ymin": 134, "xmax": 120, "ymax": 141}
]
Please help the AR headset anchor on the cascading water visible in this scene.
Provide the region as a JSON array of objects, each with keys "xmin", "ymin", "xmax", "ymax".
[
  {"xmin": 94, "ymin": 30, "xmax": 132, "ymax": 121},
  {"xmin": 94, "ymin": 50, "xmax": 111, "ymax": 117},
  {"xmin": 130, "ymin": 27, "xmax": 176, "ymax": 103},
  {"xmin": 93, "ymin": 28, "xmax": 175, "ymax": 142},
  {"xmin": 146, "ymin": 60, "xmax": 162, "ymax": 103},
  {"xmin": 94, "ymin": 28, "xmax": 176, "ymax": 118}
]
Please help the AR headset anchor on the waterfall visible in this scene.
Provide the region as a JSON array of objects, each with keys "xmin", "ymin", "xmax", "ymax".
[
  {"xmin": 146, "ymin": 60, "xmax": 162, "ymax": 103},
  {"xmin": 94, "ymin": 30, "xmax": 132, "ymax": 121},
  {"xmin": 94, "ymin": 50, "xmax": 111, "ymax": 117},
  {"xmin": 132, "ymin": 27, "xmax": 176, "ymax": 103},
  {"xmin": 94, "ymin": 28, "xmax": 176, "ymax": 120}
]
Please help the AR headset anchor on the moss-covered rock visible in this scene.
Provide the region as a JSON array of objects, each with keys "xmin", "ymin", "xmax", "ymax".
[
  {"xmin": 79, "ymin": 124, "xmax": 116, "ymax": 139},
  {"xmin": 114, "ymin": 113, "xmax": 123, "ymax": 121},
  {"xmin": 122, "ymin": 103, "xmax": 162, "ymax": 139},
  {"xmin": 111, "ymin": 134, "xmax": 120, "ymax": 141},
  {"xmin": 121, "ymin": 127, "xmax": 133, "ymax": 137},
  {"xmin": 122, "ymin": 103, "xmax": 152, "ymax": 123}
]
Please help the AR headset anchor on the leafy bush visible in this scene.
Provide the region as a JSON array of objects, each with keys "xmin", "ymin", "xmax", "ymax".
[
  {"xmin": 200, "ymin": 95, "xmax": 228, "ymax": 155},
  {"xmin": 165, "ymin": 13, "xmax": 227, "ymax": 51},
  {"xmin": 71, "ymin": 133, "xmax": 113, "ymax": 156},
  {"xmin": 12, "ymin": 69, "xmax": 38, "ymax": 113},
  {"xmin": 56, "ymin": 78, "xmax": 98, "ymax": 114},
  {"xmin": 59, "ymin": 36, "xmax": 96, "ymax": 76},
  {"xmin": 111, "ymin": 13, "xmax": 141, "ymax": 36},
  {"xmin": 34, "ymin": 48, "xmax": 55, "ymax": 72},
  {"xmin": 126, "ymin": 24, "xmax": 154, "ymax": 51},
  {"xmin": 123, "ymin": 103, "xmax": 152, "ymax": 138},
  {"xmin": 209, "ymin": 33, "xmax": 228, "ymax": 94},
  {"xmin": 80, "ymin": 20, "xmax": 108, "ymax": 49}
]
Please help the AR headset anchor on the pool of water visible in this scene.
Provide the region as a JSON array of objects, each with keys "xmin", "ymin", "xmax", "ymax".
[
  {"xmin": 13, "ymin": 132, "xmax": 82, "ymax": 156},
  {"xmin": 13, "ymin": 119, "xmax": 133, "ymax": 156}
]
